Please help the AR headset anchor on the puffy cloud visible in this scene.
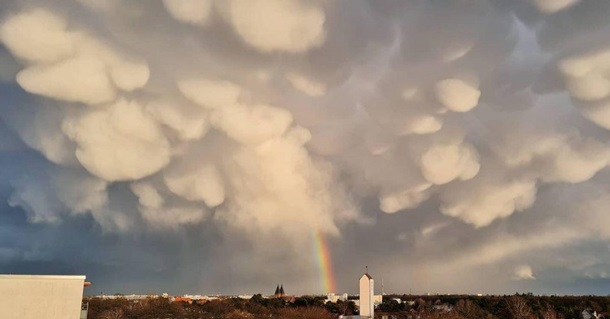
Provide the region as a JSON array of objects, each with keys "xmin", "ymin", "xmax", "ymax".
[
  {"xmin": 379, "ymin": 183, "xmax": 432, "ymax": 214},
  {"xmin": 439, "ymin": 166, "xmax": 537, "ymax": 228},
  {"xmin": 0, "ymin": 9, "xmax": 75, "ymax": 63},
  {"xmin": 17, "ymin": 56, "xmax": 117, "ymax": 105},
  {"xmin": 217, "ymin": 133, "xmax": 352, "ymax": 237},
  {"xmin": 131, "ymin": 182, "xmax": 164, "ymax": 209},
  {"xmin": 557, "ymin": 49, "xmax": 610, "ymax": 129},
  {"xmin": 164, "ymin": 162, "xmax": 225, "ymax": 208},
  {"xmin": 109, "ymin": 61, "xmax": 150, "ymax": 92},
  {"xmin": 434, "ymin": 78, "xmax": 481, "ymax": 112},
  {"xmin": 220, "ymin": 0, "xmax": 326, "ymax": 53},
  {"xmin": 513, "ymin": 265, "xmax": 536, "ymax": 280},
  {"xmin": 211, "ymin": 104, "xmax": 293, "ymax": 145},
  {"xmin": 178, "ymin": 78, "xmax": 242, "ymax": 109},
  {"xmin": 532, "ymin": 0, "xmax": 580, "ymax": 13},
  {"xmin": 3, "ymin": 9, "xmax": 149, "ymax": 105},
  {"xmin": 420, "ymin": 143, "xmax": 480, "ymax": 185},
  {"xmin": 61, "ymin": 99, "xmax": 171, "ymax": 181},
  {"xmin": 493, "ymin": 131, "xmax": 610, "ymax": 183},
  {"xmin": 146, "ymin": 100, "xmax": 210, "ymax": 141},
  {"xmin": 579, "ymin": 99, "xmax": 610, "ymax": 130},
  {"xmin": 540, "ymin": 138, "xmax": 610, "ymax": 183},
  {"xmin": 163, "ymin": 0, "xmax": 214, "ymax": 26},
  {"xmin": 407, "ymin": 116, "xmax": 444, "ymax": 135},
  {"xmin": 443, "ymin": 182, "xmax": 536, "ymax": 228}
]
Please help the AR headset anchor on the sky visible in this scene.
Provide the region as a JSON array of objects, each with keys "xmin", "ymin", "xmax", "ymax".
[{"xmin": 1, "ymin": 0, "xmax": 610, "ymax": 296}]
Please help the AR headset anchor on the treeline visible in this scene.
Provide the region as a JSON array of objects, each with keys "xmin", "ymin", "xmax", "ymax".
[
  {"xmin": 377, "ymin": 294, "xmax": 610, "ymax": 319},
  {"xmin": 83, "ymin": 293, "xmax": 610, "ymax": 319},
  {"xmin": 85, "ymin": 295, "xmax": 335, "ymax": 319}
]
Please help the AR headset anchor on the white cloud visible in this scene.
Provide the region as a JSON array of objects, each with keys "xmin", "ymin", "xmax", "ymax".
[
  {"xmin": 62, "ymin": 99, "xmax": 171, "ymax": 181},
  {"xmin": 221, "ymin": 0, "xmax": 326, "ymax": 53},
  {"xmin": 163, "ymin": 0, "xmax": 214, "ymax": 26},
  {"xmin": 420, "ymin": 143, "xmax": 480, "ymax": 185},
  {"xmin": 17, "ymin": 55, "xmax": 116, "ymax": 105},
  {"xmin": 178, "ymin": 78, "xmax": 242, "ymax": 109},
  {"xmin": 0, "ymin": 9, "xmax": 75, "ymax": 63},
  {"xmin": 532, "ymin": 0, "xmax": 580, "ymax": 13},
  {"xmin": 434, "ymin": 78, "xmax": 481, "ymax": 112},
  {"xmin": 211, "ymin": 104, "xmax": 293, "ymax": 145},
  {"xmin": 164, "ymin": 162, "xmax": 225, "ymax": 207},
  {"xmin": 512, "ymin": 265, "xmax": 536, "ymax": 280}
]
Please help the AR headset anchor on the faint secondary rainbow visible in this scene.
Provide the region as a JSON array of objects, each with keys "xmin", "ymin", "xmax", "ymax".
[{"xmin": 313, "ymin": 230, "xmax": 337, "ymax": 293}]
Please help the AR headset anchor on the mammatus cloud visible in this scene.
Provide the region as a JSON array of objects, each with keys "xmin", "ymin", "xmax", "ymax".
[
  {"xmin": 532, "ymin": 0, "xmax": 580, "ymax": 13},
  {"xmin": 1, "ymin": 0, "xmax": 610, "ymax": 294},
  {"xmin": 163, "ymin": 0, "xmax": 213, "ymax": 26},
  {"xmin": 218, "ymin": 0, "xmax": 326, "ymax": 53}
]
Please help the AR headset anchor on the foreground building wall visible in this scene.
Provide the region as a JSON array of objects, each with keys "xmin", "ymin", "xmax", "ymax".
[{"xmin": 0, "ymin": 275, "xmax": 85, "ymax": 319}]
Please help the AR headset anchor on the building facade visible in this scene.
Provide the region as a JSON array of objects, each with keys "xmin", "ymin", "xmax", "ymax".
[
  {"xmin": 359, "ymin": 273, "xmax": 374, "ymax": 318},
  {"xmin": 0, "ymin": 275, "xmax": 86, "ymax": 319}
]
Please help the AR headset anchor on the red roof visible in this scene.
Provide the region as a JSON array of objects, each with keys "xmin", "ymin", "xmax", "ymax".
[{"xmin": 174, "ymin": 297, "xmax": 192, "ymax": 303}]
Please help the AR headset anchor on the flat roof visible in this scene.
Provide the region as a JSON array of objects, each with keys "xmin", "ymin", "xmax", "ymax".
[{"xmin": 0, "ymin": 275, "xmax": 86, "ymax": 280}]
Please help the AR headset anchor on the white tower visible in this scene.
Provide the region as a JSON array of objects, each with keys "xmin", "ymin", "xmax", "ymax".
[{"xmin": 359, "ymin": 271, "xmax": 374, "ymax": 318}]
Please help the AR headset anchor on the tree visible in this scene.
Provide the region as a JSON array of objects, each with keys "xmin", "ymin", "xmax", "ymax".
[
  {"xmin": 223, "ymin": 309, "xmax": 254, "ymax": 319},
  {"xmin": 378, "ymin": 299, "xmax": 402, "ymax": 312},
  {"xmin": 276, "ymin": 307, "xmax": 334, "ymax": 319},
  {"xmin": 504, "ymin": 295, "xmax": 534, "ymax": 319},
  {"xmin": 539, "ymin": 307, "xmax": 560, "ymax": 319},
  {"xmin": 98, "ymin": 308, "xmax": 125, "ymax": 319},
  {"xmin": 455, "ymin": 299, "xmax": 490, "ymax": 319}
]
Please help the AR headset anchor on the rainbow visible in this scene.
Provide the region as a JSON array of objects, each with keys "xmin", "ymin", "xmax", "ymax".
[{"xmin": 313, "ymin": 230, "xmax": 337, "ymax": 293}]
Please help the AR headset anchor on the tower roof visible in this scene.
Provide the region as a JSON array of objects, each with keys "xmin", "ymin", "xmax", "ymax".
[
  {"xmin": 361, "ymin": 273, "xmax": 373, "ymax": 280},
  {"xmin": 279, "ymin": 285, "xmax": 285, "ymax": 295},
  {"xmin": 274, "ymin": 284, "xmax": 280, "ymax": 295}
]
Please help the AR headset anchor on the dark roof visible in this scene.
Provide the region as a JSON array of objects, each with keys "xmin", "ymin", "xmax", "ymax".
[
  {"xmin": 274, "ymin": 285, "xmax": 280, "ymax": 295},
  {"xmin": 279, "ymin": 285, "xmax": 285, "ymax": 295},
  {"xmin": 362, "ymin": 273, "xmax": 373, "ymax": 279}
]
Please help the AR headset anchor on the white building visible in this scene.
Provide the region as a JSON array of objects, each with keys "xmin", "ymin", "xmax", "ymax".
[
  {"xmin": 327, "ymin": 293, "xmax": 349, "ymax": 303},
  {"xmin": 0, "ymin": 275, "xmax": 86, "ymax": 319},
  {"xmin": 359, "ymin": 273, "xmax": 374, "ymax": 318},
  {"xmin": 582, "ymin": 308, "xmax": 601, "ymax": 319}
]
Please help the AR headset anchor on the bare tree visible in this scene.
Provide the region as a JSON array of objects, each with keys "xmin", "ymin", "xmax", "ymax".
[
  {"xmin": 98, "ymin": 308, "xmax": 125, "ymax": 319},
  {"xmin": 223, "ymin": 309, "xmax": 255, "ymax": 319},
  {"xmin": 455, "ymin": 299, "xmax": 489, "ymax": 319},
  {"xmin": 540, "ymin": 307, "xmax": 559, "ymax": 319},
  {"xmin": 504, "ymin": 295, "xmax": 533, "ymax": 319}
]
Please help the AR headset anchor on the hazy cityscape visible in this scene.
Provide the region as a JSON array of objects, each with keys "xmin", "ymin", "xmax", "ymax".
[
  {"xmin": 2, "ymin": 0, "xmax": 610, "ymax": 318},
  {"xmin": 80, "ymin": 273, "xmax": 610, "ymax": 319}
]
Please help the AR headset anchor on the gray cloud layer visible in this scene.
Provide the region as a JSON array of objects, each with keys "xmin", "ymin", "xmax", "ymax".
[{"xmin": 1, "ymin": 0, "xmax": 610, "ymax": 295}]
